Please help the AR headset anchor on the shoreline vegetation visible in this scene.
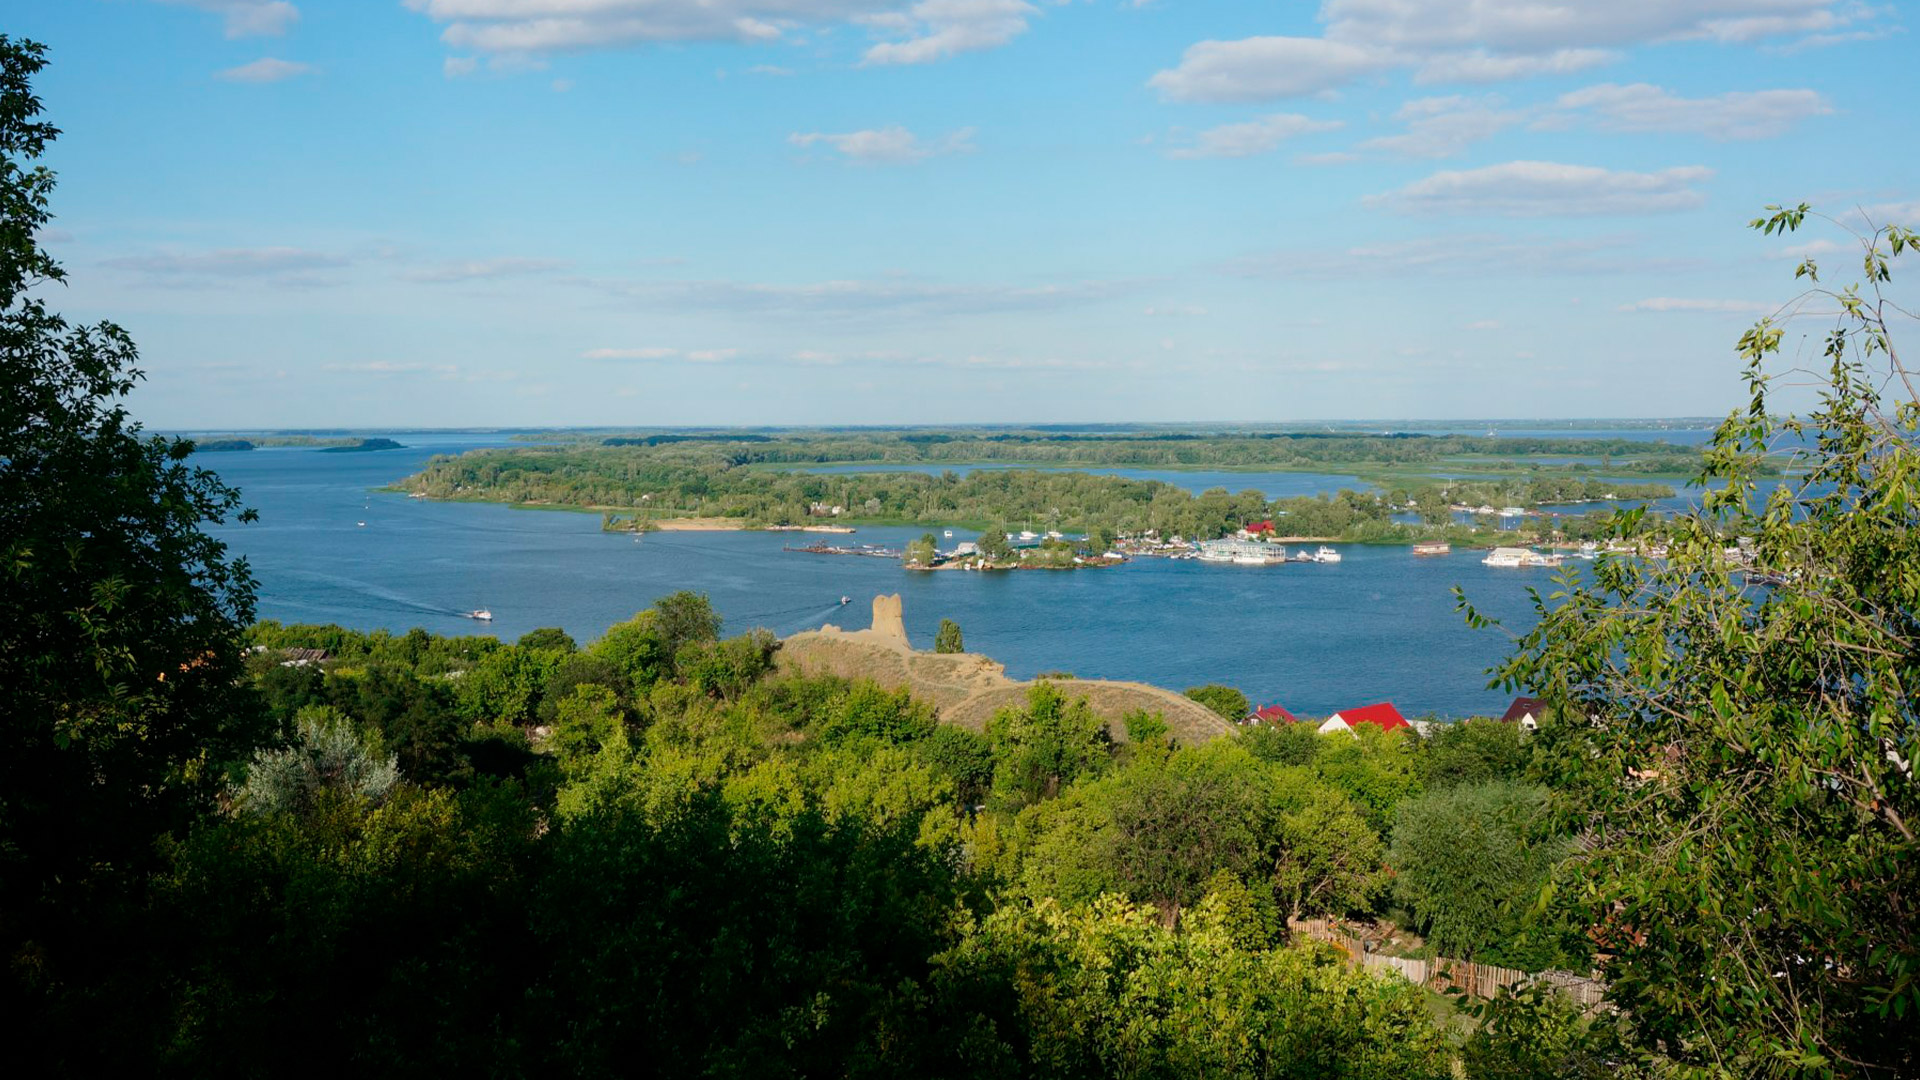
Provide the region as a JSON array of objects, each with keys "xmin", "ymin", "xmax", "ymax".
[{"xmin": 392, "ymin": 429, "xmax": 1691, "ymax": 555}]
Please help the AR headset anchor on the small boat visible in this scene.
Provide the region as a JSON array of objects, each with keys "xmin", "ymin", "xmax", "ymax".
[
  {"xmin": 943, "ymin": 530, "xmax": 953, "ymax": 538},
  {"xmin": 1412, "ymin": 541, "xmax": 1450, "ymax": 557},
  {"xmin": 463, "ymin": 609, "xmax": 493, "ymax": 621},
  {"xmin": 356, "ymin": 520, "xmax": 366, "ymax": 527},
  {"xmin": 1315, "ymin": 546, "xmax": 1342, "ymax": 563},
  {"xmin": 839, "ymin": 596, "xmax": 851, "ymax": 605},
  {"xmin": 1483, "ymin": 547, "xmax": 1529, "ymax": 568}
]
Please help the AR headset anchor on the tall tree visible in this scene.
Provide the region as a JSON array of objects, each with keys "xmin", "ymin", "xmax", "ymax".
[
  {"xmin": 0, "ymin": 33, "xmax": 260, "ymax": 920},
  {"xmin": 0, "ymin": 36, "xmax": 263, "ymax": 1050},
  {"xmin": 1468, "ymin": 206, "xmax": 1920, "ymax": 1076}
]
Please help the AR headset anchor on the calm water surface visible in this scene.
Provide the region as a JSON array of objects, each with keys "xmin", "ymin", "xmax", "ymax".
[{"xmin": 195, "ymin": 432, "xmax": 1691, "ymax": 719}]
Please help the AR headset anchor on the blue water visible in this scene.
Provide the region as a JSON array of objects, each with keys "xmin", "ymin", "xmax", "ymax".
[{"xmin": 194, "ymin": 432, "xmax": 1627, "ymax": 719}]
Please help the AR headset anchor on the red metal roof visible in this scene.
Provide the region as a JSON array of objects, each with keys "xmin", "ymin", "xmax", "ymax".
[
  {"xmin": 1246, "ymin": 520, "xmax": 1275, "ymax": 533},
  {"xmin": 1249, "ymin": 704, "xmax": 1297, "ymax": 724},
  {"xmin": 1334, "ymin": 702, "xmax": 1410, "ymax": 731}
]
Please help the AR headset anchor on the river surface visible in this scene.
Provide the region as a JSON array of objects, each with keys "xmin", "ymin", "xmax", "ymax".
[{"xmin": 193, "ymin": 430, "xmax": 1717, "ymax": 719}]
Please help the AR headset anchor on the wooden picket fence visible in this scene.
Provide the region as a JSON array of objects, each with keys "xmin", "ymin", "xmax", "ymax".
[{"xmin": 1291, "ymin": 921, "xmax": 1608, "ymax": 1010}]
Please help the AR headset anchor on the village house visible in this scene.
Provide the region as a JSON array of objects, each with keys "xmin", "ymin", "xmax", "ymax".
[
  {"xmin": 1499, "ymin": 696, "xmax": 1546, "ymax": 731},
  {"xmin": 1319, "ymin": 701, "xmax": 1411, "ymax": 736},
  {"xmin": 1242, "ymin": 704, "xmax": 1297, "ymax": 726}
]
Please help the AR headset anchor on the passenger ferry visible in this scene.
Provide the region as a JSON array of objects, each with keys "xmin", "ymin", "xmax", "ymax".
[{"xmin": 1412, "ymin": 541, "xmax": 1451, "ymax": 556}]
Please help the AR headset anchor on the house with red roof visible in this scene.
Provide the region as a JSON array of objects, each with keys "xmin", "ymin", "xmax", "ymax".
[
  {"xmin": 1243, "ymin": 704, "xmax": 1297, "ymax": 726},
  {"xmin": 1499, "ymin": 697, "xmax": 1545, "ymax": 731},
  {"xmin": 1245, "ymin": 520, "xmax": 1275, "ymax": 535},
  {"xmin": 1319, "ymin": 702, "xmax": 1411, "ymax": 735}
]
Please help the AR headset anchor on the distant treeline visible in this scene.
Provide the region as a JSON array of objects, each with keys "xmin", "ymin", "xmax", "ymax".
[
  {"xmin": 191, "ymin": 435, "xmax": 405, "ymax": 452},
  {"xmin": 400, "ymin": 440, "xmax": 1672, "ymax": 541},
  {"xmin": 540, "ymin": 428, "xmax": 1723, "ymax": 474}
]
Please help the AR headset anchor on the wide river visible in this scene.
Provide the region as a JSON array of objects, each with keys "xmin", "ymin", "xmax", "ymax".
[{"xmin": 194, "ymin": 430, "xmax": 1713, "ymax": 719}]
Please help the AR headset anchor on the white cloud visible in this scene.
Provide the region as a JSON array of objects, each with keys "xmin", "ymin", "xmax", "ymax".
[
  {"xmin": 405, "ymin": 257, "xmax": 567, "ymax": 283},
  {"xmin": 443, "ymin": 56, "xmax": 479, "ymax": 78},
  {"xmin": 1365, "ymin": 161, "xmax": 1714, "ymax": 217},
  {"xmin": 1771, "ymin": 238, "xmax": 1850, "ymax": 259},
  {"xmin": 1151, "ymin": 1, "xmax": 1873, "ymax": 102},
  {"xmin": 1550, "ymin": 83, "xmax": 1831, "ymax": 139},
  {"xmin": 585, "ymin": 347, "xmax": 684, "ymax": 360},
  {"xmin": 749, "ymin": 64, "xmax": 795, "ymax": 75},
  {"xmin": 406, "ymin": 0, "xmax": 1034, "ymax": 66},
  {"xmin": 1359, "ymin": 94, "xmax": 1527, "ymax": 158},
  {"xmin": 215, "ymin": 57, "xmax": 313, "ymax": 82},
  {"xmin": 1414, "ymin": 48, "xmax": 1617, "ymax": 83},
  {"xmin": 1149, "ymin": 37, "xmax": 1395, "ymax": 102},
  {"xmin": 861, "ymin": 0, "xmax": 1036, "ymax": 66},
  {"xmin": 158, "ymin": 0, "xmax": 299, "ymax": 38},
  {"xmin": 1859, "ymin": 200, "xmax": 1920, "ymax": 227},
  {"xmin": 1620, "ymin": 297, "xmax": 1774, "ymax": 312},
  {"xmin": 1321, "ymin": 0, "xmax": 1855, "ymax": 52},
  {"xmin": 1166, "ymin": 113, "xmax": 1344, "ymax": 159},
  {"xmin": 788, "ymin": 125, "xmax": 975, "ymax": 163}
]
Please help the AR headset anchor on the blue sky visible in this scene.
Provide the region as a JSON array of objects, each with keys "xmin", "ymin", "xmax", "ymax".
[{"xmin": 14, "ymin": 0, "xmax": 1919, "ymax": 427}]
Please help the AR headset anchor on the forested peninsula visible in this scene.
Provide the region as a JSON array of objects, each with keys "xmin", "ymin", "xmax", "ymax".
[{"xmin": 395, "ymin": 431, "xmax": 1679, "ymax": 542}]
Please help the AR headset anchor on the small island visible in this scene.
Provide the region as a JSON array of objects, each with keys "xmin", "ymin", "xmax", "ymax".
[{"xmin": 317, "ymin": 437, "xmax": 405, "ymax": 453}]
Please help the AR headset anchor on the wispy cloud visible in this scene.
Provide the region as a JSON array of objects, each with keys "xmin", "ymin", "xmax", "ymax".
[
  {"xmin": 404, "ymin": 257, "xmax": 567, "ymax": 283},
  {"xmin": 583, "ymin": 274, "xmax": 1135, "ymax": 319},
  {"xmin": 1223, "ymin": 232, "xmax": 1706, "ymax": 278},
  {"xmin": 1365, "ymin": 161, "xmax": 1713, "ymax": 217},
  {"xmin": 1148, "ymin": 1, "xmax": 1876, "ymax": 102},
  {"xmin": 1619, "ymin": 297, "xmax": 1774, "ymax": 313},
  {"xmin": 860, "ymin": 0, "xmax": 1036, "ymax": 66},
  {"xmin": 157, "ymin": 0, "xmax": 299, "ymax": 38},
  {"xmin": 1547, "ymin": 83, "xmax": 1832, "ymax": 140},
  {"xmin": 585, "ymin": 347, "xmax": 739, "ymax": 362},
  {"xmin": 1359, "ymin": 94, "xmax": 1527, "ymax": 158},
  {"xmin": 1166, "ymin": 113, "xmax": 1343, "ymax": 159},
  {"xmin": 1149, "ymin": 37, "xmax": 1394, "ymax": 102},
  {"xmin": 103, "ymin": 246, "xmax": 348, "ymax": 285},
  {"xmin": 788, "ymin": 125, "xmax": 975, "ymax": 163},
  {"xmin": 215, "ymin": 57, "xmax": 313, "ymax": 82}
]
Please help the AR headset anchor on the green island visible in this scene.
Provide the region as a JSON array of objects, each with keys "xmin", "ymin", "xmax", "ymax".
[
  {"xmin": 395, "ymin": 430, "xmax": 1687, "ymax": 550},
  {"xmin": 190, "ymin": 435, "xmax": 407, "ymax": 452}
]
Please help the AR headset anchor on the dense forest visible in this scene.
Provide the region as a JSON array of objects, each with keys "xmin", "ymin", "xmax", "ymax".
[
  {"xmin": 400, "ymin": 446, "xmax": 1673, "ymax": 540},
  {"xmin": 3, "ymin": 38, "xmax": 1913, "ymax": 1078},
  {"xmin": 549, "ymin": 426, "xmax": 1722, "ymax": 473}
]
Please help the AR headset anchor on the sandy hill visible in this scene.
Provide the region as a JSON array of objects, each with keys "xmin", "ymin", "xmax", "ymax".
[{"xmin": 779, "ymin": 595, "xmax": 1235, "ymax": 745}]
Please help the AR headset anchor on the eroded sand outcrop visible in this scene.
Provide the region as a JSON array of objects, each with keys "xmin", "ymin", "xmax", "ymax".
[{"xmin": 782, "ymin": 595, "xmax": 1234, "ymax": 744}]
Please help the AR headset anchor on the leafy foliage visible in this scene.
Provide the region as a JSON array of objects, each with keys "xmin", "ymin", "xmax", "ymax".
[{"xmin": 1466, "ymin": 204, "xmax": 1920, "ymax": 1075}]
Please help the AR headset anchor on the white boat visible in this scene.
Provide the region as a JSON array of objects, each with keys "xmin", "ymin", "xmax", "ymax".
[
  {"xmin": 1483, "ymin": 547, "xmax": 1529, "ymax": 568},
  {"xmin": 943, "ymin": 530, "xmax": 953, "ymax": 538},
  {"xmin": 1521, "ymin": 551, "xmax": 1565, "ymax": 568},
  {"xmin": 463, "ymin": 609, "xmax": 493, "ymax": 621},
  {"xmin": 839, "ymin": 595, "xmax": 851, "ymax": 605},
  {"xmin": 1412, "ymin": 541, "xmax": 1451, "ymax": 557},
  {"xmin": 1315, "ymin": 545, "xmax": 1342, "ymax": 563}
]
